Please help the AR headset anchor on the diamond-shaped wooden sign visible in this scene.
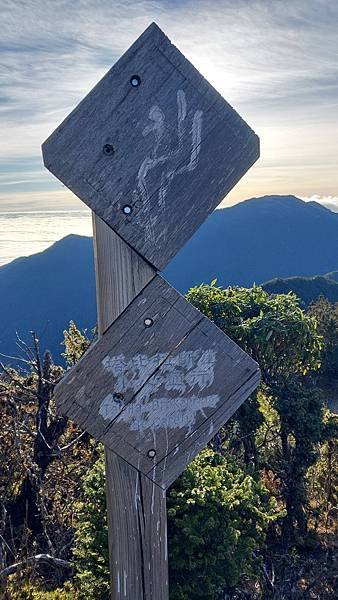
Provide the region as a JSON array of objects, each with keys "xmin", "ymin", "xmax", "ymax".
[
  {"xmin": 42, "ymin": 22, "xmax": 259, "ymax": 271},
  {"xmin": 55, "ymin": 276, "xmax": 260, "ymax": 489}
]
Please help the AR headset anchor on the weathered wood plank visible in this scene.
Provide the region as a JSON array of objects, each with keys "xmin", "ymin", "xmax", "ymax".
[
  {"xmin": 92, "ymin": 214, "xmax": 155, "ymax": 333},
  {"xmin": 42, "ymin": 22, "xmax": 259, "ymax": 270},
  {"xmin": 105, "ymin": 450, "xmax": 168, "ymax": 600},
  {"xmin": 93, "ymin": 215, "xmax": 168, "ymax": 599},
  {"xmin": 54, "ymin": 274, "xmax": 260, "ymax": 487}
]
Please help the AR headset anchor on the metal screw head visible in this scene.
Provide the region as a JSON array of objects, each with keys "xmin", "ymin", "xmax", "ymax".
[
  {"xmin": 122, "ymin": 205, "xmax": 132, "ymax": 215},
  {"xmin": 147, "ymin": 449, "xmax": 156, "ymax": 459},
  {"xmin": 130, "ymin": 74, "xmax": 141, "ymax": 87},
  {"xmin": 103, "ymin": 143, "xmax": 114, "ymax": 156},
  {"xmin": 144, "ymin": 318, "xmax": 153, "ymax": 327}
]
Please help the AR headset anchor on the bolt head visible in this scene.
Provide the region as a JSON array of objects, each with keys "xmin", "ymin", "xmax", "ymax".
[
  {"xmin": 122, "ymin": 205, "xmax": 132, "ymax": 215},
  {"xmin": 130, "ymin": 75, "xmax": 141, "ymax": 87}
]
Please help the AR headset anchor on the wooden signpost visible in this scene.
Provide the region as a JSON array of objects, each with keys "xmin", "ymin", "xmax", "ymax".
[{"xmin": 42, "ymin": 23, "xmax": 261, "ymax": 599}]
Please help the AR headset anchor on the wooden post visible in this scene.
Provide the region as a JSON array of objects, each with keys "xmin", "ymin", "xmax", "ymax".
[
  {"xmin": 92, "ymin": 214, "xmax": 169, "ymax": 599},
  {"xmin": 43, "ymin": 23, "xmax": 261, "ymax": 600}
]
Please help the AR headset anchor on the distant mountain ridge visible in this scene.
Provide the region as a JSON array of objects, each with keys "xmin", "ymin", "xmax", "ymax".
[
  {"xmin": 0, "ymin": 195, "xmax": 337, "ymax": 363},
  {"xmin": 164, "ymin": 194, "xmax": 338, "ymax": 290},
  {"xmin": 262, "ymin": 271, "xmax": 338, "ymax": 305}
]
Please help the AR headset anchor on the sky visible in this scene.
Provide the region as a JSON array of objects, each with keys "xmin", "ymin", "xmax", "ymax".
[{"xmin": 1, "ymin": 0, "xmax": 338, "ymax": 215}]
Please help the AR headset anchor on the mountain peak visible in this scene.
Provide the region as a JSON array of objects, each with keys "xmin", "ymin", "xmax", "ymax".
[
  {"xmin": 229, "ymin": 194, "xmax": 332, "ymax": 213},
  {"xmin": 165, "ymin": 193, "xmax": 338, "ymax": 290}
]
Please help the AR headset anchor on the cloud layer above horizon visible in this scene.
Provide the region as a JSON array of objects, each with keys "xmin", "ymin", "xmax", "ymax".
[{"xmin": 1, "ymin": 0, "xmax": 337, "ymax": 212}]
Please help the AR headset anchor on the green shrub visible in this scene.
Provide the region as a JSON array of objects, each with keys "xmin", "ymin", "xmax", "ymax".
[
  {"xmin": 72, "ymin": 448, "xmax": 278, "ymax": 600},
  {"xmin": 167, "ymin": 448, "xmax": 278, "ymax": 599},
  {"xmin": 5, "ymin": 581, "xmax": 79, "ymax": 599},
  {"xmin": 72, "ymin": 452, "xmax": 109, "ymax": 600}
]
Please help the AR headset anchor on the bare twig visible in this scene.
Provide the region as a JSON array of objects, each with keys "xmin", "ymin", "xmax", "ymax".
[
  {"xmin": 0, "ymin": 352, "xmax": 33, "ymax": 367},
  {"xmin": 15, "ymin": 331, "xmax": 37, "ymax": 366},
  {"xmin": 59, "ymin": 430, "xmax": 86, "ymax": 452},
  {"xmin": 0, "ymin": 554, "xmax": 72, "ymax": 579}
]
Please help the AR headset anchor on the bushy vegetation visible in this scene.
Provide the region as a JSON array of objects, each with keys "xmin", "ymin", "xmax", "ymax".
[
  {"xmin": 5, "ymin": 582, "xmax": 79, "ymax": 599},
  {"xmin": 71, "ymin": 447, "xmax": 278, "ymax": 600},
  {"xmin": 72, "ymin": 453, "xmax": 109, "ymax": 600},
  {"xmin": 1, "ymin": 287, "xmax": 337, "ymax": 599},
  {"xmin": 167, "ymin": 449, "xmax": 278, "ymax": 599}
]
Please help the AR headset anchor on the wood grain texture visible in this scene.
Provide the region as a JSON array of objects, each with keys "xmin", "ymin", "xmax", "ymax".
[
  {"xmin": 54, "ymin": 273, "xmax": 260, "ymax": 489},
  {"xmin": 105, "ymin": 451, "xmax": 168, "ymax": 600},
  {"xmin": 42, "ymin": 22, "xmax": 259, "ymax": 270},
  {"xmin": 92, "ymin": 214, "xmax": 155, "ymax": 333},
  {"xmin": 93, "ymin": 215, "xmax": 168, "ymax": 600}
]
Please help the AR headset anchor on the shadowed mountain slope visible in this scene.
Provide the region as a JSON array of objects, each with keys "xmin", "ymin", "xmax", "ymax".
[
  {"xmin": 262, "ymin": 273, "xmax": 338, "ymax": 306},
  {"xmin": 0, "ymin": 235, "xmax": 96, "ymax": 365},
  {"xmin": 164, "ymin": 195, "xmax": 338, "ymax": 291}
]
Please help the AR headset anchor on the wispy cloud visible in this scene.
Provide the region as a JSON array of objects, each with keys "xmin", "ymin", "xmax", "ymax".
[
  {"xmin": 1, "ymin": 0, "xmax": 337, "ymax": 210},
  {"xmin": 301, "ymin": 194, "xmax": 338, "ymax": 212},
  {"xmin": 0, "ymin": 189, "xmax": 86, "ymax": 213}
]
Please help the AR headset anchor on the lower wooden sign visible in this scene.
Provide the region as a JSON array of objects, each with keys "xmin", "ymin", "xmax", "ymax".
[{"xmin": 55, "ymin": 275, "xmax": 260, "ymax": 489}]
